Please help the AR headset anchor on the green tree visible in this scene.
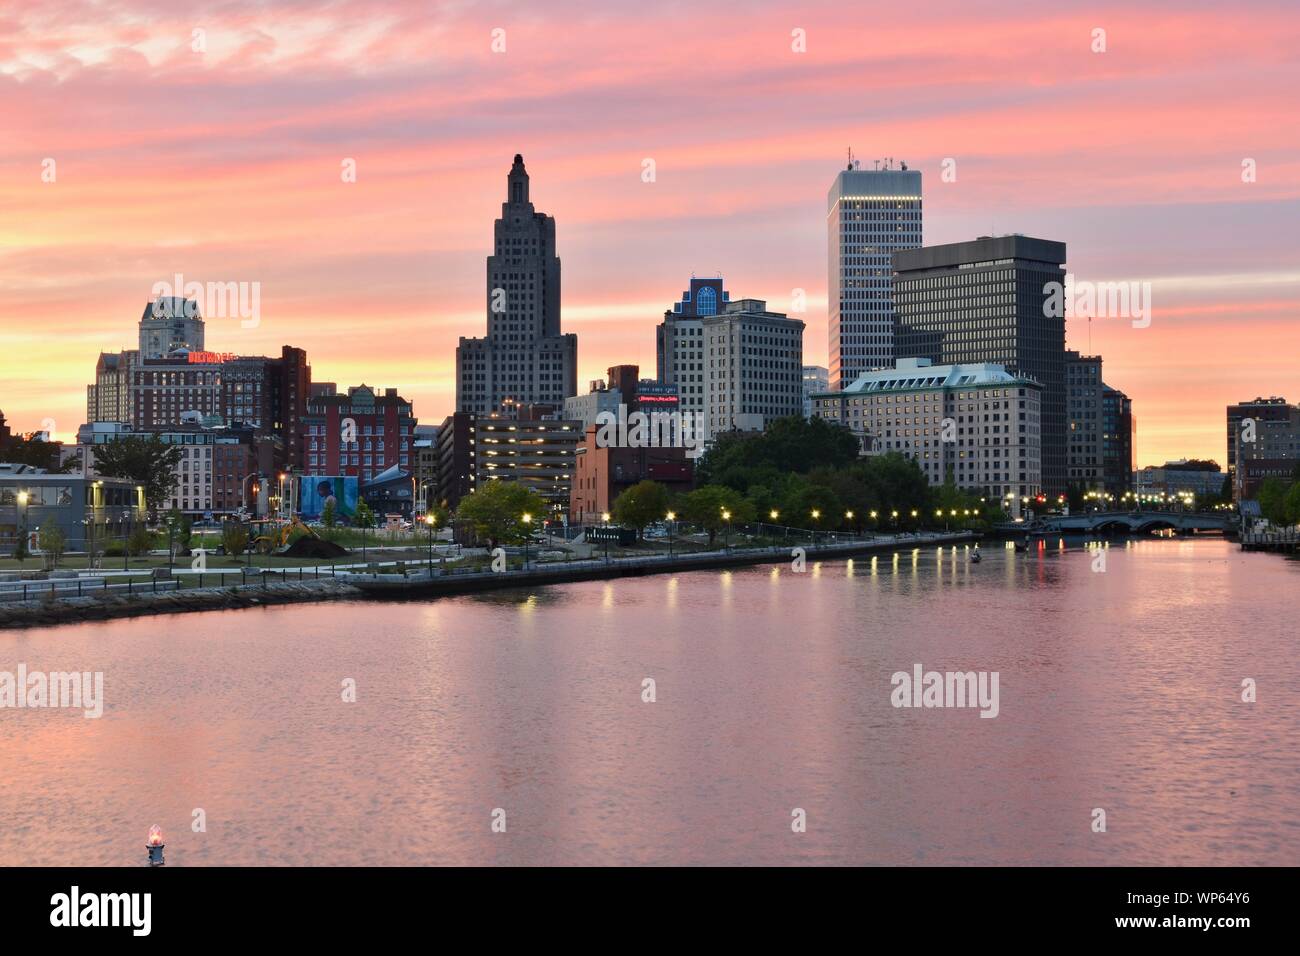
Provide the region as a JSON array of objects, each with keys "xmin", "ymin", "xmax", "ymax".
[
  {"xmin": 221, "ymin": 521, "xmax": 250, "ymax": 557},
  {"xmin": 679, "ymin": 485, "xmax": 754, "ymax": 547},
  {"xmin": 91, "ymin": 435, "xmax": 182, "ymax": 514},
  {"xmin": 354, "ymin": 498, "xmax": 375, "ymax": 529},
  {"xmin": 455, "ymin": 481, "xmax": 548, "ymax": 548},
  {"xmin": 612, "ymin": 480, "xmax": 669, "ymax": 540},
  {"xmin": 321, "ymin": 498, "xmax": 337, "ymax": 528},
  {"xmin": 1284, "ymin": 481, "xmax": 1300, "ymax": 527},
  {"xmin": 697, "ymin": 416, "xmax": 860, "ymax": 490},
  {"xmin": 128, "ymin": 525, "xmax": 153, "ymax": 559},
  {"xmin": 38, "ymin": 525, "xmax": 68, "ymax": 568},
  {"xmin": 4, "ymin": 435, "xmax": 78, "ymax": 472},
  {"xmin": 1257, "ymin": 478, "xmax": 1290, "ymax": 526}
]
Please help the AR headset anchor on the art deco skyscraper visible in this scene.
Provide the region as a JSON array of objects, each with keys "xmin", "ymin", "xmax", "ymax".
[
  {"xmin": 456, "ymin": 154, "xmax": 577, "ymax": 415},
  {"xmin": 826, "ymin": 159, "xmax": 922, "ymax": 390}
]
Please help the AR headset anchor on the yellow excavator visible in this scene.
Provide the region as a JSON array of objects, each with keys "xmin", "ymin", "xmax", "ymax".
[{"xmin": 252, "ymin": 516, "xmax": 320, "ymax": 553}]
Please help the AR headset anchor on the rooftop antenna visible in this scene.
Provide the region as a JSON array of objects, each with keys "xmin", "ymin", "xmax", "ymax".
[
  {"xmin": 873, "ymin": 159, "xmax": 880, "ymax": 170},
  {"xmin": 846, "ymin": 147, "xmax": 853, "ymax": 171}
]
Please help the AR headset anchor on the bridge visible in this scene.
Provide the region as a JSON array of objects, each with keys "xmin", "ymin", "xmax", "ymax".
[{"xmin": 1019, "ymin": 511, "xmax": 1234, "ymax": 535}]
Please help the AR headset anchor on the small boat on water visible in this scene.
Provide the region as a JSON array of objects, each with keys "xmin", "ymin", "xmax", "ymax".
[
  {"xmin": 1013, "ymin": 538, "xmax": 1030, "ymax": 553},
  {"xmin": 970, "ymin": 547, "xmax": 982, "ymax": 563}
]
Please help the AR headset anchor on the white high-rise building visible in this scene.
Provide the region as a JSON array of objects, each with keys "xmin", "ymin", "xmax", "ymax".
[
  {"xmin": 702, "ymin": 299, "xmax": 804, "ymax": 440},
  {"xmin": 810, "ymin": 357, "xmax": 1042, "ymax": 506},
  {"xmin": 656, "ymin": 276, "xmax": 730, "ymax": 426},
  {"xmin": 826, "ymin": 159, "xmax": 922, "ymax": 390}
]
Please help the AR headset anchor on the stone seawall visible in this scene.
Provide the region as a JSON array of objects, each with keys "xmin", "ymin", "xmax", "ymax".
[{"xmin": 0, "ymin": 579, "xmax": 363, "ymax": 629}]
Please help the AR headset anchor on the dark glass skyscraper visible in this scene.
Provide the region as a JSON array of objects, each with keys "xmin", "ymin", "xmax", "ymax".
[
  {"xmin": 893, "ymin": 235, "xmax": 1068, "ymax": 495},
  {"xmin": 456, "ymin": 154, "xmax": 577, "ymax": 415}
]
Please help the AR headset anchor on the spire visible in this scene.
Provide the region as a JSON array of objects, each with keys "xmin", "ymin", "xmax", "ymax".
[{"xmin": 507, "ymin": 153, "xmax": 529, "ymax": 206}]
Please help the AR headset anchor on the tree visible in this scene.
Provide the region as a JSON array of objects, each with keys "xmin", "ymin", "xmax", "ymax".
[
  {"xmin": 1257, "ymin": 478, "xmax": 1290, "ymax": 526},
  {"xmin": 455, "ymin": 481, "xmax": 548, "ymax": 548},
  {"xmin": 678, "ymin": 485, "xmax": 754, "ymax": 547},
  {"xmin": 612, "ymin": 480, "xmax": 669, "ymax": 540},
  {"xmin": 1284, "ymin": 482, "xmax": 1300, "ymax": 527},
  {"xmin": 91, "ymin": 435, "xmax": 182, "ymax": 514},
  {"xmin": 165, "ymin": 507, "xmax": 192, "ymax": 556},
  {"xmin": 13, "ymin": 528, "xmax": 28, "ymax": 565},
  {"xmin": 354, "ymin": 497, "xmax": 376, "ymax": 529},
  {"xmin": 321, "ymin": 498, "xmax": 337, "ymax": 528},
  {"xmin": 128, "ymin": 525, "xmax": 153, "ymax": 559},
  {"xmin": 3, "ymin": 435, "xmax": 78, "ymax": 472},
  {"xmin": 696, "ymin": 416, "xmax": 860, "ymax": 490},
  {"xmin": 38, "ymin": 525, "xmax": 68, "ymax": 569},
  {"xmin": 221, "ymin": 521, "xmax": 250, "ymax": 557}
]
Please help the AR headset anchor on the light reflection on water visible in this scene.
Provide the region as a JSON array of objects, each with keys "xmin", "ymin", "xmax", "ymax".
[{"xmin": 0, "ymin": 537, "xmax": 1296, "ymax": 866}]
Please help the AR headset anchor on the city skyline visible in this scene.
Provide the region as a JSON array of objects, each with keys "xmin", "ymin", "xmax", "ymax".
[{"xmin": 2, "ymin": 1, "xmax": 1298, "ymax": 467}]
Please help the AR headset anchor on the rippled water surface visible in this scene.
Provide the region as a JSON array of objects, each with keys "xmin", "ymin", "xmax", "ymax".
[{"xmin": 1, "ymin": 537, "xmax": 1296, "ymax": 865}]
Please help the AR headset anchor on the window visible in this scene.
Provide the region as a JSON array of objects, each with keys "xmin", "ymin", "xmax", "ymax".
[{"xmin": 696, "ymin": 286, "xmax": 717, "ymax": 316}]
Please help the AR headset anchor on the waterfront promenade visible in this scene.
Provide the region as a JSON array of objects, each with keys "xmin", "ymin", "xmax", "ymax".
[{"xmin": 0, "ymin": 531, "xmax": 978, "ymax": 628}]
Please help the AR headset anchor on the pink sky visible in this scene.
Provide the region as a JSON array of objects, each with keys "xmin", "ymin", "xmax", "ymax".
[{"xmin": 1, "ymin": 0, "xmax": 1297, "ymax": 466}]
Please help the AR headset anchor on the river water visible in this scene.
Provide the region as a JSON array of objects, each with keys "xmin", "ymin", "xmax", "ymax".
[{"xmin": 1, "ymin": 537, "xmax": 1296, "ymax": 866}]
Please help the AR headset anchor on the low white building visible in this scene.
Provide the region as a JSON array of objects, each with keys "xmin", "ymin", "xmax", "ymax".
[{"xmin": 811, "ymin": 357, "xmax": 1042, "ymax": 506}]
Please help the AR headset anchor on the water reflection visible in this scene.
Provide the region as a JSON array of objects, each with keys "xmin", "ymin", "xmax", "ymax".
[{"xmin": 0, "ymin": 538, "xmax": 1295, "ymax": 866}]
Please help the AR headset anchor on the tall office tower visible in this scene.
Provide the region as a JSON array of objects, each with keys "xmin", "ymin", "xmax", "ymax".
[
  {"xmin": 826, "ymin": 158, "xmax": 922, "ymax": 390},
  {"xmin": 1102, "ymin": 384, "xmax": 1134, "ymax": 496},
  {"xmin": 893, "ymin": 235, "xmax": 1068, "ymax": 495},
  {"xmin": 656, "ymin": 276, "xmax": 730, "ymax": 426},
  {"xmin": 139, "ymin": 297, "xmax": 204, "ymax": 359},
  {"xmin": 702, "ymin": 298, "xmax": 805, "ymax": 440},
  {"xmin": 1065, "ymin": 351, "xmax": 1104, "ymax": 491},
  {"xmin": 456, "ymin": 154, "xmax": 577, "ymax": 415}
]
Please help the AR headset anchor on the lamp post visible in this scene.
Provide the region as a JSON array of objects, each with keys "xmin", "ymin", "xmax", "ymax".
[
  {"xmin": 522, "ymin": 512, "xmax": 532, "ymax": 568},
  {"xmin": 845, "ymin": 510, "xmax": 854, "ymax": 541},
  {"xmin": 122, "ymin": 508, "xmax": 131, "ymax": 570},
  {"xmin": 666, "ymin": 510, "xmax": 676, "ymax": 557},
  {"xmin": 811, "ymin": 508, "xmax": 821, "ymax": 548},
  {"xmin": 769, "ymin": 509, "xmax": 779, "ymax": 539},
  {"xmin": 167, "ymin": 514, "xmax": 177, "ymax": 570},
  {"xmin": 425, "ymin": 513, "xmax": 435, "ymax": 574},
  {"xmin": 721, "ymin": 509, "xmax": 731, "ymax": 550},
  {"xmin": 601, "ymin": 512, "xmax": 611, "ymax": 564},
  {"xmin": 16, "ymin": 491, "xmax": 28, "ymax": 560}
]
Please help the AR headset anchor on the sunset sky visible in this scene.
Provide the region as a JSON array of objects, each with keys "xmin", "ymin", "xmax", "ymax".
[{"xmin": 1, "ymin": 0, "xmax": 1297, "ymax": 466}]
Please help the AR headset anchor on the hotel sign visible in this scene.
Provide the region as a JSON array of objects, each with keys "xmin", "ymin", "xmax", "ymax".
[{"xmin": 186, "ymin": 351, "xmax": 237, "ymax": 364}]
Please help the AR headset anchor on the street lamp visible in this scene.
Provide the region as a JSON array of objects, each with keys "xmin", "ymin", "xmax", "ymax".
[
  {"xmin": 666, "ymin": 510, "xmax": 676, "ymax": 557},
  {"xmin": 601, "ymin": 512, "xmax": 611, "ymax": 563},
  {"xmin": 522, "ymin": 512, "xmax": 532, "ymax": 568},
  {"xmin": 721, "ymin": 508, "xmax": 731, "ymax": 550},
  {"xmin": 811, "ymin": 508, "xmax": 821, "ymax": 547},
  {"xmin": 122, "ymin": 508, "xmax": 132, "ymax": 570},
  {"xmin": 167, "ymin": 513, "xmax": 177, "ymax": 570},
  {"xmin": 424, "ymin": 513, "xmax": 436, "ymax": 573},
  {"xmin": 16, "ymin": 491, "xmax": 28, "ymax": 559}
]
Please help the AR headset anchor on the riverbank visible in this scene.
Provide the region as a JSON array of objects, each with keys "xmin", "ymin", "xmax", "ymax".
[
  {"xmin": 345, "ymin": 532, "xmax": 980, "ymax": 599},
  {"xmin": 0, "ymin": 531, "xmax": 978, "ymax": 629},
  {"xmin": 0, "ymin": 578, "xmax": 363, "ymax": 629}
]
